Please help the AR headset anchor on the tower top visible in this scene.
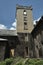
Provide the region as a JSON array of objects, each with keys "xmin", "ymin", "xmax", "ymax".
[
  {"xmin": 16, "ymin": 5, "xmax": 34, "ymax": 33},
  {"xmin": 16, "ymin": 4, "xmax": 32, "ymax": 10}
]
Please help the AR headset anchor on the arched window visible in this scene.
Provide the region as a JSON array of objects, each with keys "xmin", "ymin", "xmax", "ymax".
[{"xmin": 23, "ymin": 10, "xmax": 27, "ymax": 15}]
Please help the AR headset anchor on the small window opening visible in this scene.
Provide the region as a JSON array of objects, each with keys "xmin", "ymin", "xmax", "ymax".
[
  {"xmin": 23, "ymin": 10, "xmax": 27, "ymax": 15},
  {"xmin": 24, "ymin": 17, "xmax": 27, "ymax": 21},
  {"xmin": 24, "ymin": 22, "xmax": 28, "ymax": 30},
  {"xmin": 24, "ymin": 22, "xmax": 27, "ymax": 25},
  {"xmin": 25, "ymin": 33, "xmax": 28, "ymax": 41}
]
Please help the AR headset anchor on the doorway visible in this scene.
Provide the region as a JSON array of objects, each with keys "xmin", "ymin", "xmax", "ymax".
[
  {"xmin": 25, "ymin": 47, "xmax": 28, "ymax": 57},
  {"xmin": 4, "ymin": 42, "xmax": 10, "ymax": 59},
  {"xmin": 39, "ymin": 48, "xmax": 42, "ymax": 58},
  {"xmin": 10, "ymin": 49, "xmax": 14, "ymax": 57}
]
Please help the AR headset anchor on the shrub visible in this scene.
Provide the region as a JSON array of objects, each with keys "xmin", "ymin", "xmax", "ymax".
[
  {"xmin": 16, "ymin": 62, "xmax": 22, "ymax": 65},
  {"xmin": 25, "ymin": 59, "xmax": 43, "ymax": 65},
  {"xmin": 0, "ymin": 58, "xmax": 43, "ymax": 65},
  {"xmin": 35, "ymin": 60, "xmax": 43, "ymax": 65},
  {"xmin": 0, "ymin": 58, "xmax": 13, "ymax": 65},
  {"xmin": 5, "ymin": 58, "xmax": 13, "ymax": 65},
  {"xmin": 0, "ymin": 61, "xmax": 6, "ymax": 65}
]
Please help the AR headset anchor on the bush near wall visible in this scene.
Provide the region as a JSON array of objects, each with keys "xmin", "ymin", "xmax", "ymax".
[
  {"xmin": 11, "ymin": 57, "xmax": 43, "ymax": 65},
  {"xmin": 0, "ymin": 58, "xmax": 13, "ymax": 65},
  {"xmin": 0, "ymin": 57, "xmax": 43, "ymax": 65}
]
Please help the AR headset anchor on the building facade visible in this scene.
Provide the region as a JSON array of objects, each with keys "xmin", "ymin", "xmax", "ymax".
[
  {"xmin": 16, "ymin": 5, "xmax": 34, "ymax": 58},
  {"xmin": 31, "ymin": 16, "xmax": 43, "ymax": 58},
  {"xmin": 0, "ymin": 5, "xmax": 43, "ymax": 61}
]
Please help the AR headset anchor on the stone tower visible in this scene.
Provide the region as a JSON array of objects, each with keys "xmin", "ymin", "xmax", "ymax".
[
  {"xmin": 16, "ymin": 5, "xmax": 34, "ymax": 57},
  {"xmin": 16, "ymin": 5, "xmax": 34, "ymax": 33}
]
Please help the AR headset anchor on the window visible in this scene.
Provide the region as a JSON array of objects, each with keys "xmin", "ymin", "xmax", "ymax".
[
  {"xmin": 24, "ymin": 22, "xmax": 28, "ymax": 30},
  {"xmin": 24, "ymin": 17, "xmax": 27, "ymax": 21},
  {"xmin": 25, "ymin": 33, "xmax": 28, "ymax": 41},
  {"xmin": 24, "ymin": 22, "xmax": 27, "ymax": 25},
  {"xmin": 23, "ymin": 10, "xmax": 27, "ymax": 15},
  {"xmin": 36, "ymin": 45, "xmax": 38, "ymax": 49}
]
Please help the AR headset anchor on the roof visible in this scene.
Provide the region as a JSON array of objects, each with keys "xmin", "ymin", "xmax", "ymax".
[
  {"xmin": 31, "ymin": 16, "xmax": 43, "ymax": 34},
  {"xmin": 16, "ymin": 4, "xmax": 32, "ymax": 10},
  {"xmin": 0, "ymin": 38, "xmax": 7, "ymax": 41},
  {"xmin": 0, "ymin": 29, "xmax": 17, "ymax": 36}
]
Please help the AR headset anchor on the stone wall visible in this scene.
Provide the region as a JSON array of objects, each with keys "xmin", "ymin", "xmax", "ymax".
[
  {"xmin": 15, "ymin": 33, "xmax": 34, "ymax": 58},
  {"xmin": 32, "ymin": 21, "xmax": 43, "ymax": 58},
  {"xmin": 0, "ymin": 42, "xmax": 6, "ymax": 61}
]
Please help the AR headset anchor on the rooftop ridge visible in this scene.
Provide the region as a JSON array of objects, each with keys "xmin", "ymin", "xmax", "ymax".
[
  {"xmin": 0, "ymin": 29, "xmax": 17, "ymax": 36},
  {"xmin": 16, "ymin": 4, "xmax": 32, "ymax": 10}
]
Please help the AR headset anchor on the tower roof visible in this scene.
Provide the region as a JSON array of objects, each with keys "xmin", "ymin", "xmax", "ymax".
[{"xmin": 16, "ymin": 4, "xmax": 32, "ymax": 10}]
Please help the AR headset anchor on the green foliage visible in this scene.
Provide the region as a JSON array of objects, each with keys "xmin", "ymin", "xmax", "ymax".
[
  {"xmin": 0, "ymin": 58, "xmax": 13, "ymax": 65},
  {"xmin": 25, "ymin": 59, "xmax": 40, "ymax": 65},
  {"xmin": 5, "ymin": 58, "xmax": 13, "ymax": 65},
  {"xmin": 11, "ymin": 58, "xmax": 43, "ymax": 65},
  {"xmin": 24, "ymin": 59, "xmax": 43, "ymax": 65},
  {"xmin": 0, "ymin": 61, "xmax": 6, "ymax": 65},
  {"xmin": 0, "ymin": 57, "xmax": 43, "ymax": 65},
  {"xmin": 16, "ymin": 62, "xmax": 22, "ymax": 65},
  {"xmin": 35, "ymin": 60, "xmax": 43, "ymax": 65}
]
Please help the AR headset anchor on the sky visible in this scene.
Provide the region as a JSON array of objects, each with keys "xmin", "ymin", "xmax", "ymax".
[{"xmin": 0, "ymin": 0, "xmax": 43, "ymax": 30}]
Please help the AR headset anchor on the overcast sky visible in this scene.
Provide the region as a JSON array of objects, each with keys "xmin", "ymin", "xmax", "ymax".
[{"xmin": 0, "ymin": 0, "xmax": 43, "ymax": 30}]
